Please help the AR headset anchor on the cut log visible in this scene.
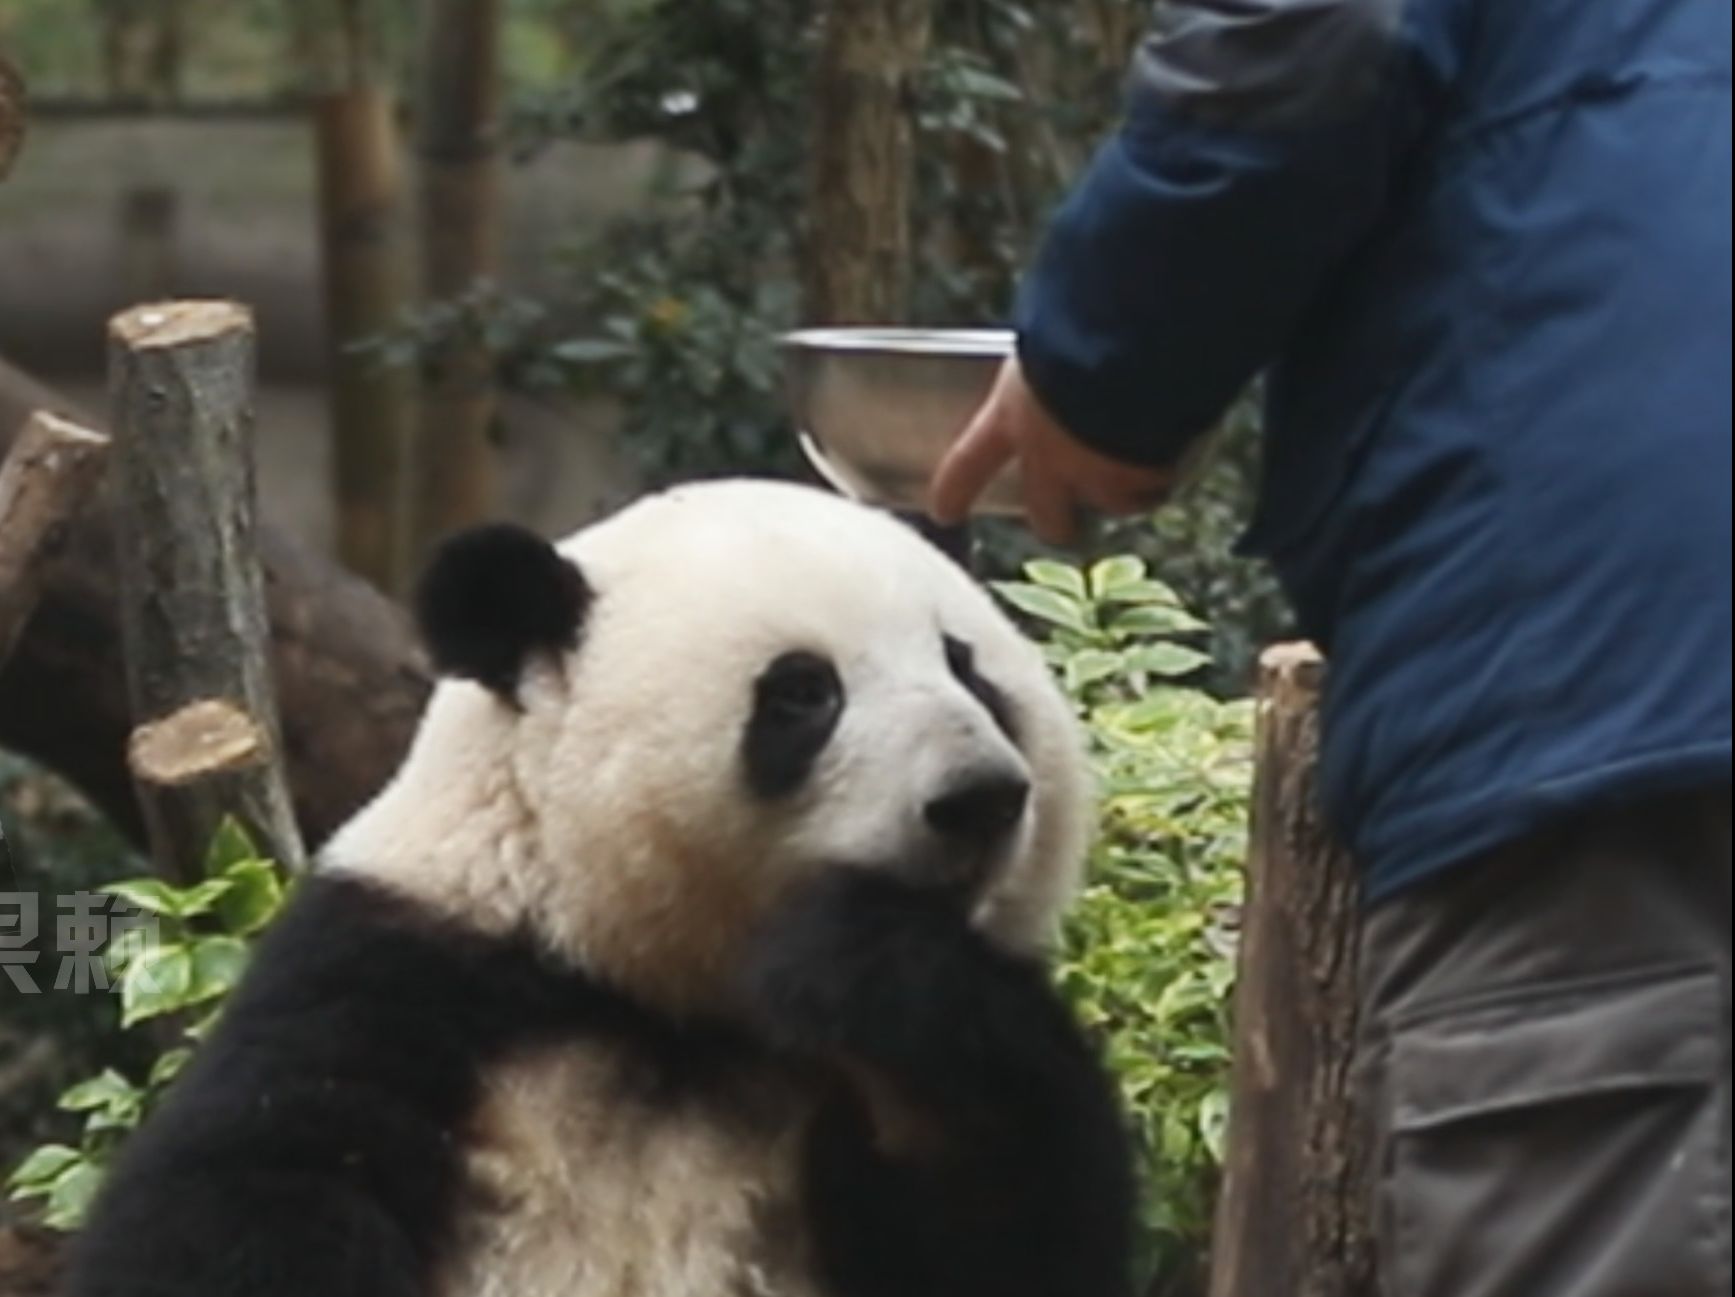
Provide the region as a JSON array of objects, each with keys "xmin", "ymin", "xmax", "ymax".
[
  {"xmin": 1208, "ymin": 644, "xmax": 1376, "ymax": 1297},
  {"xmin": 0, "ymin": 411, "xmax": 109, "ymax": 672},
  {"xmin": 129, "ymin": 698, "xmax": 266, "ymax": 786},
  {"xmin": 106, "ymin": 301, "xmax": 305, "ymax": 878},
  {"xmin": 127, "ymin": 698, "xmax": 282, "ymax": 880},
  {"xmin": 0, "ymin": 354, "xmax": 427, "ymax": 854}
]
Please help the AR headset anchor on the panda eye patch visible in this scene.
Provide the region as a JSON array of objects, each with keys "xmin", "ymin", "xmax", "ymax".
[
  {"xmin": 943, "ymin": 635, "xmax": 975, "ymax": 678},
  {"xmin": 757, "ymin": 652, "xmax": 842, "ymax": 719},
  {"xmin": 943, "ymin": 633, "xmax": 1019, "ymax": 743},
  {"xmin": 744, "ymin": 652, "xmax": 844, "ymax": 799}
]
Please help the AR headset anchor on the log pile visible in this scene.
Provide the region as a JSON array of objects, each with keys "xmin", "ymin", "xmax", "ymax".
[{"xmin": 0, "ymin": 353, "xmax": 429, "ymax": 851}]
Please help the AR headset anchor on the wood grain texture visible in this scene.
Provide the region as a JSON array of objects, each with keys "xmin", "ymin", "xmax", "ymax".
[
  {"xmin": 1208, "ymin": 644, "xmax": 1376, "ymax": 1297},
  {"xmin": 107, "ymin": 301, "xmax": 305, "ymax": 876}
]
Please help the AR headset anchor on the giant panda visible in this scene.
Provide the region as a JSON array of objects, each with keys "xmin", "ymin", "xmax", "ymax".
[{"xmin": 66, "ymin": 479, "xmax": 1138, "ymax": 1297}]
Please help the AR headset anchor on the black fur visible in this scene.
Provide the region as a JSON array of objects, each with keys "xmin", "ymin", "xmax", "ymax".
[
  {"xmin": 65, "ymin": 875, "xmax": 759, "ymax": 1297},
  {"xmin": 943, "ymin": 634, "xmax": 1021, "ymax": 742},
  {"xmin": 892, "ymin": 511, "xmax": 976, "ymax": 573},
  {"xmin": 744, "ymin": 650, "xmax": 846, "ymax": 798},
  {"xmin": 745, "ymin": 870, "xmax": 1139, "ymax": 1297},
  {"xmin": 413, "ymin": 524, "xmax": 591, "ymax": 700},
  {"xmin": 68, "ymin": 871, "xmax": 1135, "ymax": 1297}
]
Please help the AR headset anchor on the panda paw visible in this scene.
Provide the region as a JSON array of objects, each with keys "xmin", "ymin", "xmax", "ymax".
[
  {"xmin": 740, "ymin": 868, "xmax": 1075, "ymax": 1103},
  {"xmin": 740, "ymin": 869, "xmax": 976, "ymax": 1050}
]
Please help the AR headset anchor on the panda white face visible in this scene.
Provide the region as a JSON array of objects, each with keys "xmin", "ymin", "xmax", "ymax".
[{"xmin": 329, "ymin": 480, "xmax": 1090, "ymax": 1014}]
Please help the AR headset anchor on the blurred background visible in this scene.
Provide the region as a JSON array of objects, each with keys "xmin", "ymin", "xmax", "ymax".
[{"xmin": 0, "ymin": 0, "xmax": 1286, "ymax": 653}]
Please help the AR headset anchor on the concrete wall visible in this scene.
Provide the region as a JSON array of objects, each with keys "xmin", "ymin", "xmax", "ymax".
[{"xmin": 0, "ymin": 116, "xmax": 662, "ymax": 551}]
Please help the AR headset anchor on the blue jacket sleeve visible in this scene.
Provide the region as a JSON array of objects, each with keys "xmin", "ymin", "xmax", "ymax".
[{"xmin": 1013, "ymin": 0, "xmax": 1429, "ymax": 469}]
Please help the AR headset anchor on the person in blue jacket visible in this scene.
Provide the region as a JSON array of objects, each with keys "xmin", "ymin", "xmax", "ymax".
[{"xmin": 931, "ymin": 2, "xmax": 1731, "ymax": 1292}]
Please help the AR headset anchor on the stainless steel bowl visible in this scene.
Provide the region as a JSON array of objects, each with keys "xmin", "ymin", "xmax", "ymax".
[{"xmin": 779, "ymin": 327, "xmax": 1024, "ymax": 516}]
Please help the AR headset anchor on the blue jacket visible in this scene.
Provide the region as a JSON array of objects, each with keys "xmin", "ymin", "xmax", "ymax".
[{"xmin": 1015, "ymin": 0, "xmax": 1731, "ymax": 900}]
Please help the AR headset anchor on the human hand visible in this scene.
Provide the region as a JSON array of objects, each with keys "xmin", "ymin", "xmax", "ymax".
[{"xmin": 928, "ymin": 356, "xmax": 1175, "ymax": 546}]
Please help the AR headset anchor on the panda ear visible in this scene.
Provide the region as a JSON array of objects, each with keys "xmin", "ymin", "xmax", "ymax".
[
  {"xmin": 890, "ymin": 510, "xmax": 974, "ymax": 573},
  {"xmin": 413, "ymin": 524, "xmax": 592, "ymax": 700}
]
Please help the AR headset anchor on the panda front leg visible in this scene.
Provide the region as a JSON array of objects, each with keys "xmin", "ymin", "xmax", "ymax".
[{"xmin": 743, "ymin": 869, "xmax": 1139, "ymax": 1297}]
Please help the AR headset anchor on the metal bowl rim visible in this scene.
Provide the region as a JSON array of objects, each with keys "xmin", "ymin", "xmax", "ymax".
[{"xmin": 778, "ymin": 326, "xmax": 1013, "ymax": 358}]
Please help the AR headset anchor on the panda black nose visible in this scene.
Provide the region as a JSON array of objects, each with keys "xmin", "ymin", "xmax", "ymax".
[{"xmin": 924, "ymin": 774, "xmax": 1030, "ymax": 845}]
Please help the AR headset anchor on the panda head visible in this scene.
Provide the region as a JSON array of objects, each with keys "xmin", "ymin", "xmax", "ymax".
[{"xmin": 332, "ymin": 480, "xmax": 1091, "ymax": 1013}]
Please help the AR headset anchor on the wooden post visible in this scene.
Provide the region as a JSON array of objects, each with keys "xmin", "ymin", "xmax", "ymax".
[
  {"xmin": 411, "ymin": 0, "xmax": 505, "ymax": 564},
  {"xmin": 1208, "ymin": 644, "xmax": 1377, "ymax": 1297},
  {"xmin": 295, "ymin": 0, "xmax": 419, "ymax": 593},
  {"xmin": 126, "ymin": 699, "xmax": 287, "ymax": 882},
  {"xmin": 0, "ymin": 412, "xmax": 109, "ymax": 672},
  {"xmin": 0, "ymin": 353, "xmax": 429, "ymax": 852},
  {"xmin": 107, "ymin": 301, "xmax": 306, "ymax": 879}
]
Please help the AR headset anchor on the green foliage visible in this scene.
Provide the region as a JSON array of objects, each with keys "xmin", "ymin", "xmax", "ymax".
[
  {"xmin": 485, "ymin": 0, "xmax": 1289, "ymax": 683},
  {"xmin": 1100, "ymin": 396, "xmax": 1294, "ymax": 690},
  {"xmin": 481, "ymin": 0, "xmax": 1151, "ymax": 484},
  {"xmin": 977, "ymin": 401, "xmax": 1296, "ymax": 693},
  {"xmin": 994, "ymin": 556, "xmax": 1253, "ymax": 1282},
  {"xmin": 501, "ymin": 0, "xmax": 815, "ymax": 482},
  {"xmin": 0, "ymin": 753, "xmax": 153, "ymax": 1206},
  {"xmin": 6, "ymin": 820, "xmax": 291, "ymax": 1232}
]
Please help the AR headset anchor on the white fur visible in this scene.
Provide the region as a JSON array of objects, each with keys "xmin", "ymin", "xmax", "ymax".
[
  {"xmin": 328, "ymin": 479, "xmax": 1091, "ymax": 1008},
  {"xmin": 320, "ymin": 479, "xmax": 1094, "ymax": 1296},
  {"xmin": 453, "ymin": 1043, "xmax": 822, "ymax": 1297}
]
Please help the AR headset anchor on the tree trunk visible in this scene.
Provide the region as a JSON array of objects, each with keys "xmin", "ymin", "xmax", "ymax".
[
  {"xmin": 0, "ymin": 353, "xmax": 429, "ymax": 856},
  {"xmin": 127, "ymin": 699, "xmax": 293, "ymax": 881},
  {"xmin": 410, "ymin": 0, "xmax": 504, "ymax": 565},
  {"xmin": 301, "ymin": 0, "xmax": 418, "ymax": 592},
  {"xmin": 938, "ymin": 130, "xmax": 1010, "ymax": 304},
  {"xmin": 801, "ymin": 0, "xmax": 934, "ymax": 325},
  {"xmin": 97, "ymin": 0, "xmax": 185, "ymax": 105},
  {"xmin": 0, "ymin": 411, "xmax": 109, "ymax": 672},
  {"xmin": 106, "ymin": 302, "xmax": 306, "ymax": 879},
  {"xmin": 313, "ymin": 81, "xmax": 418, "ymax": 592},
  {"xmin": 1208, "ymin": 644, "xmax": 1378, "ymax": 1297},
  {"xmin": 0, "ymin": 50, "xmax": 24, "ymax": 182}
]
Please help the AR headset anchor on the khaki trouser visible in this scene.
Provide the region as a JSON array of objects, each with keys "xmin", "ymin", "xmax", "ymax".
[{"xmin": 1356, "ymin": 788, "xmax": 1731, "ymax": 1297}]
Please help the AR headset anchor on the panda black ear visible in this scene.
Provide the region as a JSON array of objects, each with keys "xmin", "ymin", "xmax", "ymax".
[
  {"xmin": 413, "ymin": 524, "xmax": 591, "ymax": 700},
  {"xmin": 890, "ymin": 510, "xmax": 975, "ymax": 574}
]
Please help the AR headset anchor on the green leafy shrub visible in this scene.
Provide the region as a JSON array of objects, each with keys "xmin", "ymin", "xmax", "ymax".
[
  {"xmin": 994, "ymin": 557, "xmax": 1253, "ymax": 1284},
  {"xmin": 0, "ymin": 753, "xmax": 153, "ymax": 1204},
  {"xmin": 6, "ymin": 821, "xmax": 291, "ymax": 1231}
]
